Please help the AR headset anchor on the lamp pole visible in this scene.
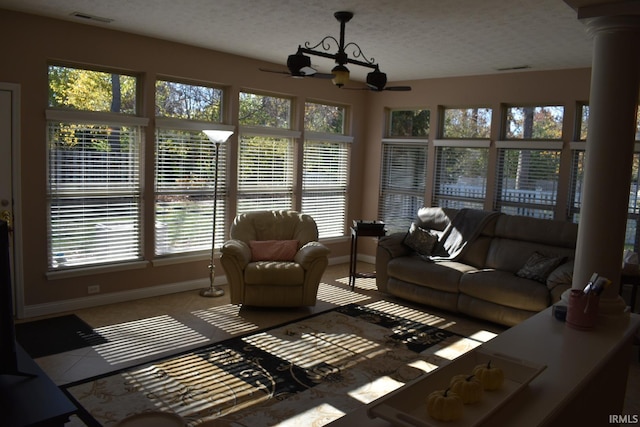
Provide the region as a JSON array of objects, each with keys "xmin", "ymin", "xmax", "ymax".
[{"xmin": 200, "ymin": 129, "xmax": 233, "ymax": 297}]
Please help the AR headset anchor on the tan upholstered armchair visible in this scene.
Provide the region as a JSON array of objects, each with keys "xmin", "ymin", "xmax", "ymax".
[{"xmin": 220, "ymin": 210, "xmax": 330, "ymax": 306}]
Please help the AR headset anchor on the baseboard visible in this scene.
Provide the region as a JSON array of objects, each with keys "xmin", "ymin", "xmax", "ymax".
[
  {"xmin": 21, "ymin": 276, "xmax": 223, "ymax": 319},
  {"xmin": 21, "ymin": 255, "xmax": 357, "ymax": 319}
]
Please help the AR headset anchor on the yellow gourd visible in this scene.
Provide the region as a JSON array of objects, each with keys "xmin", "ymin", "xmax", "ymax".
[
  {"xmin": 449, "ymin": 374, "xmax": 483, "ymax": 404},
  {"xmin": 426, "ymin": 388, "xmax": 464, "ymax": 421},
  {"xmin": 472, "ymin": 360, "xmax": 504, "ymax": 391}
]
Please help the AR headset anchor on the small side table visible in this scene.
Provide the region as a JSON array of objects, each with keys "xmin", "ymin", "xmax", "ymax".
[
  {"xmin": 349, "ymin": 222, "xmax": 386, "ymax": 290},
  {"xmin": 620, "ymin": 271, "xmax": 640, "ymax": 313}
]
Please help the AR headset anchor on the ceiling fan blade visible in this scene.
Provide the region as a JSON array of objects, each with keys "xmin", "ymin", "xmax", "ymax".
[
  {"xmin": 310, "ymin": 72, "xmax": 335, "ymax": 79},
  {"xmin": 259, "ymin": 67, "xmax": 291, "ymax": 75},
  {"xmin": 385, "ymin": 86, "xmax": 412, "ymax": 91}
]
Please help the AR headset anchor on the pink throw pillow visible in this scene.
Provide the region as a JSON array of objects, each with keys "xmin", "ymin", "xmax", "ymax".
[{"xmin": 249, "ymin": 240, "xmax": 298, "ymax": 261}]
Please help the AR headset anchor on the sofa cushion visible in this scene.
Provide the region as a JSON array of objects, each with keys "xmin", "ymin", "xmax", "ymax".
[
  {"xmin": 244, "ymin": 261, "xmax": 304, "ymax": 285},
  {"xmin": 388, "ymin": 256, "xmax": 477, "ymax": 293},
  {"xmin": 515, "ymin": 251, "xmax": 566, "ymax": 284},
  {"xmin": 403, "ymin": 223, "xmax": 439, "ymax": 256},
  {"xmin": 485, "ymin": 238, "xmax": 575, "ymax": 274},
  {"xmin": 459, "ymin": 269, "xmax": 550, "ymax": 311}
]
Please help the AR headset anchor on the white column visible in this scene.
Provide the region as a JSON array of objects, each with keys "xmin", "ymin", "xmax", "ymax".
[{"xmin": 571, "ymin": 14, "xmax": 640, "ymax": 318}]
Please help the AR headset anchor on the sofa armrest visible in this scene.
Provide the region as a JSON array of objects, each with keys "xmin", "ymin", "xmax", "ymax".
[
  {"xmin": 377, "ymin": 232, "xmax": 410, "ymax": 258},
  {"xmin": 221, "ymin": 239, "xmax": 252, "ymax": 267},
  {"xmin": 295, "ymin": 241, "xmax": 330, "ymax": 269},
  {"xmin": 376, "ymin": 232, "xmax": 410, "ymax": 293}
]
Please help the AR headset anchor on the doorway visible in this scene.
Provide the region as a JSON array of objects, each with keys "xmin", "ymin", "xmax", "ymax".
[{"xmin": 0, "ymin": 83, "xmax": 24, "ymax": 318}]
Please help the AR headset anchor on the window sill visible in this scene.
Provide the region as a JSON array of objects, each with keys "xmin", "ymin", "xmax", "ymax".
[{"xmin": 46, "ymin": 260, "xmax": 150, "ymax": 280}]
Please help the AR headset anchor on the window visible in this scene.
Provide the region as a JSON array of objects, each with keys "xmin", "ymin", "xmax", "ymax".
[
  {"xmin": 389, "ymin": 109, "xmax": 430, "ymax": 137},
  {"xmin": 379, "ymin": 142, "xmax": 428, "ymax": 233},
  {"xmin": 570, "ymin": 104, "xmax": 640, "ymax": 252},
  {"xmin": 442, "ymin": 107, "xmax": 492, "ymax": 139},
  {"xmin": 154, "ymin": 80, "xmax": 228, "ymax": 256},
  {"xmin": 302, "ymin": 102, "xmax": 350, "ymax": 238},
  {"xmin": 238, "ymin": 92, "xmax": 296, "ymax": 212},
  {"xmin": 495, "ymin": 105, "xmax": 564, "ymax": 218},
  {"xmin": 380, "ymin": 109, "xmax": 430, "ymax": 232},
  {"xmin": 505, "ymin": 106, "xmax": 564, "ymax": 140},
  {"xmin": 433, "ymin": 108, "xmax": 492, "ymax": 209},
  {"xmin": 433, "ymin": 144, "xmax": 489, "ymax": 210},
  {"xmin": 47, "ymin": 65, "xmax": 145, "ymax": 269}
]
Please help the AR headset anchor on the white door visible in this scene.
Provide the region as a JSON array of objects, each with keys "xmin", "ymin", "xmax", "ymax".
[{"xmin": 0, "ymin": 83, "xmax": 23, "ymax": 318}]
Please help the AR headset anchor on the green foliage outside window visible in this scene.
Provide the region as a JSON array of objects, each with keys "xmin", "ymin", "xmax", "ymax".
[
  {"xmin": 389, "ymin": 109, "xmax": 430, "ymax": 137},
  {"xmin": 443, "ymin": 108, "xmax": 492, "ymax": 138},
  {"xmin": 155, "ymin": 80, "xmax": 222, "ymax": 122},
  {"xmin": 239, "ymin": 92, "xmax": 291, "ymax": 128},
  {"xmin": 304, "ymin": 102, "xmax": 345, "ymax": 133},
  {"xmin": 506, "ymin": 106, "xmax": 564, "ymax": 140},
  {"xmin": 48, "ymin": 65, "xmax": 136, "ymax": 114}
]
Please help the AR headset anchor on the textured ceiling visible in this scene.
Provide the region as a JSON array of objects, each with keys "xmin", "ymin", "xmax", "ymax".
[{"xmin": 0, "ymin": 0, "xmax": 597, "ymax": 82}]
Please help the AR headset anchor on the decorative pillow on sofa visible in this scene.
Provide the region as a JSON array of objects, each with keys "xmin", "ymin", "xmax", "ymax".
[
  {"xmin": 546, "ymin": 260, "xmax": 574, "ymax": 291},
  {"xmin": 249, "ymin": 240, "xmax": 298, "ymax": 261},
  {"xmin": 403, "ymin": 222, "xmax": 438, "ymax": 256},
  {"xmin": 516, "ymin": 251, "xmax": 566, "ymax": 284}
]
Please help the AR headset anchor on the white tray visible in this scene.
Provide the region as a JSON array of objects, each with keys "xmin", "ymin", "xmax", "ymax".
[{"xmin": 367, "ymin": 348, "xmax": 546, "ymax": 427}]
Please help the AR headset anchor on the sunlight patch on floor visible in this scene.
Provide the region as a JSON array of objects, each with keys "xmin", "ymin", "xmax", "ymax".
[
  {"xmin": 92, "ymin": 315, "xmax": 209, "ymax": 364},
  {"xmin": 364, "ymin": 300, "xmax": 449, "ymax": 327},
  {"xmin": 274, "ymin": 403, "xmax": 346, "ymax": 427},
  {"xmin": 469, "ymin": 329, "xmax": 498, "ymax": 342},
  {"xmin": 192, "ymin": 304, "xmax": 260, "ymax": 335},
  {"xmin": 317, "ymin": 282, "xmax": 372, "ymax": 305},
  {"xmin": 242, "ymin": 330, "xmax": 382, "ymax": 369}
]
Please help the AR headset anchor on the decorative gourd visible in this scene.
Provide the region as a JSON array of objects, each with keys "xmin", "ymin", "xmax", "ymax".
[
  {"xmin": 449, "ymin": 374, "xmax": 483, "ymax": 404},
  {"xmin": 426, "ymin": 388, "xmax": 464, "ymax": 421},
  {"xmin": 473, "ymin": 360, "xmax": 504, "ymax": 391}
]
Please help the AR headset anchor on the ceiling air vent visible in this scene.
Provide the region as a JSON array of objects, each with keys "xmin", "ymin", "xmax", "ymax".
[{"xmin": 70, "ymin": 12, "xmax": 113, "ymax": 24}]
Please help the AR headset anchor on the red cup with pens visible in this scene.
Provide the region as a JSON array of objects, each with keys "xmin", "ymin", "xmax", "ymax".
[{"xmin": 566, "ymin": 273, "xmax": 611, "ymax": 330}]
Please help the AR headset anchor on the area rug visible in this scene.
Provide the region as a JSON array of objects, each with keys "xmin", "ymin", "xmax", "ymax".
[
  {"xmin": 63, "ymin": 301, "xmax": 485, "ymax": 427},
  {"xmin": 15, "ymin": 314, "xmax": 108, "ymax": 359}
]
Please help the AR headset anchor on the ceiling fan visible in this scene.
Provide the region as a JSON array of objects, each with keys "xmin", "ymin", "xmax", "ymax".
[
  {"xmin": 344, "ymin": 67, "xmax": 412, "ymax": 92},
  {"xmin": 259, "ymin": 51, "xmax": 334, "ymax": 79},
  {"xmin": 259, "ymin": 11, "xmax": 411, "ymax": 92}
]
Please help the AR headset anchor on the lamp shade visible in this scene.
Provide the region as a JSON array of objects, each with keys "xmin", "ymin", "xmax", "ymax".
[
  {"xmin": 203, "ymin": 130, "xmax": 233, "ymax": 143},
  {"xmin": 331, "ymin": 64, "xmax": 350, "ymax": 87}
]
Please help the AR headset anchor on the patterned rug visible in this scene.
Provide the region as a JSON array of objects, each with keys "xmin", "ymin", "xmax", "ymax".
[{"xmin": 63, "ymin": 301, "xmax": 486, "ymax": 426}]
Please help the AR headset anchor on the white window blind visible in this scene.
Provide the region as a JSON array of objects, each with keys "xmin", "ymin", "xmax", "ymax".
[
  {"xmin": 302, "ymin": 140, "xmax": 349, "ymax": 238},
  {"xmin": 495, "ymin": 143, "xmax": 561, "ymax": 219},
  {"xmin": 237, "ymin": 135, "xmax": 294, "ymax": 213},
  {"xmin": 155, "ymin": 129, "xmax": 226, "ymax": 255},
  {"xmin": 379, "ymin": 141, "xmax": 428, "ymax": 233},
  {"xmin": 433, "ymin": 144, "xmax": 488, "ymax": 210},
  {"xmin": 570, "ymin": 146, "xmax": 640, "ymax": 251},
  {"xmin": 47, "ymin": 122, "xmax": 142, "ymax": 268},
  {"xmin": 568, "ymin": 148, "xmax": 585, "ymax": 222}
]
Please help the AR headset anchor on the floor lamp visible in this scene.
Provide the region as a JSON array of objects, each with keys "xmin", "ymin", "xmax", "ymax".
[{"xmin": 200, "ymin": 129, "xmax": 234, "ymax": 298}]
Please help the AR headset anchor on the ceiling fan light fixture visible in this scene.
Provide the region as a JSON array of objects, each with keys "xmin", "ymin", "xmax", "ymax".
[{"xmin": 331, "ymin": 64, "xmax": 350, "ymax": 87}]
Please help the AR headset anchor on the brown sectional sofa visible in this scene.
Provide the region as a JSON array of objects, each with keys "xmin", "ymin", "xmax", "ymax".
[{"xmin": 375, "ymin": 207, "xmax": 578, "ymax": 326}]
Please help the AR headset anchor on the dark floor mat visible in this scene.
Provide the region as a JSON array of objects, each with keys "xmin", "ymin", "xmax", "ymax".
[{"xmin": 16, "ymin": 314, "xmax": 108, "ymax": 358}]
